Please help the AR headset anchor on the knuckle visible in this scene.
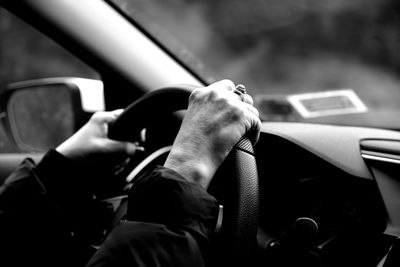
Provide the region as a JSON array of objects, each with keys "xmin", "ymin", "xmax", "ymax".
[
  {"xmin": 209, "ymin": 79, "xmax": 235, "ymax": 92},
  {"xmin": 248, "ymin": 105, "xmax": 260, "ymax": 117},
  {"xmin": 211, "ymin": 89, "xmax": 224, "ymax": 102},
  {"xmin": 215, "ymin": 92, "xmax": 230, "ymax": 107},
  {"xmin": 189, "ymin": 87, "xmax": 205, "ymax": 102},
  {"xmin": 230, "ymin": 103, "xmax": 245, "ymax": 120},
  {"xmin": 90, "ymin": 112, "xmax": 102, "ymax": 121},
  {"xmin": 244, "ymin": 94, "xmax": 254, "ymax": 105},
  {"xmin": 219, "ymin": 79, "xmax": 235, "ymax": 90}
]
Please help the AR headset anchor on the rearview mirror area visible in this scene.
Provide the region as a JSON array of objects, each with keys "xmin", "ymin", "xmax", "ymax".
[{"xmin": 1, "ymin": 78, "xmax": 104, "ymax": 152}]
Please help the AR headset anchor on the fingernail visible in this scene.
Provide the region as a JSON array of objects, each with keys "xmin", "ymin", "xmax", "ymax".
[
  {"xmin": 135, "ymin": 145, "xmax": 145, "ymax": 152},
  {"xmin": 127, "ymin": 143, "xmax": 144, "ymax": 155}
]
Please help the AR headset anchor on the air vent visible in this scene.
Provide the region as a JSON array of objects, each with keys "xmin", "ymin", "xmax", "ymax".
[{"xmin": 361, "ymin": 139, "xmax": 400, "ymax": 164}]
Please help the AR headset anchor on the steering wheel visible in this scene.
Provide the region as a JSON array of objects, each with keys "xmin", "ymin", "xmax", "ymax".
[{"xmin": 108, "ymin": 85, "xmax": 259, "ymax": 264}]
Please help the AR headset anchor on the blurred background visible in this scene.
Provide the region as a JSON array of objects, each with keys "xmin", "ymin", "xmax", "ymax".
[
  {"xmin": 0, "ymin": 7, "xmax": 98, "ymax": 152},
  {"xmin": 112, "ymin": 0, "xmax": 400, "ymax": 126},
  {"xmin": 0, "ymin": 8, "xmax": 98, "ymax": 92}
]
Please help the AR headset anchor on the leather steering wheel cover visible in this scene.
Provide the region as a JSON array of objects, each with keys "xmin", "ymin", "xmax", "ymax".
[{"xmin": 108, "ymin": 85, "xmax": 259, "ymax": 261}]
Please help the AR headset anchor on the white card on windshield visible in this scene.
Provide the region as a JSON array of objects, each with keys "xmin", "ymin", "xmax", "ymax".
[{"xmin": 287, "ymin": 89, "xmax": 368, "ymax": 118}]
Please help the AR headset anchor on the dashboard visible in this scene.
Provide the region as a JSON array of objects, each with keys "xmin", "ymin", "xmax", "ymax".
[
  {"xmin": 100, "ymin": 121, "xmax": 400, "ymax": 266},
  {"xmin": 255, "ymin": 122, "xmax": 400, "ymax": 266}
]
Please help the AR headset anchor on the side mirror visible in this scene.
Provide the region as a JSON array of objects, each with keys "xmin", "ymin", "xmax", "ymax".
[{"xmin": 0, "ymin": 77, "xmax": 104, "ymax": 152}]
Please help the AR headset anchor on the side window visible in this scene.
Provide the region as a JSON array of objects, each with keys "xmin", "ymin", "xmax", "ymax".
[{"xmin": 0, "ymin": 7, "xmax": 99, "ymax": 152}]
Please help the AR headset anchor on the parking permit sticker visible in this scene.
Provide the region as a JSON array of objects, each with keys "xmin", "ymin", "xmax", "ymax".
[{"xmin": 287, "ymin": 89, "xmax": 368, "ymax": 118}]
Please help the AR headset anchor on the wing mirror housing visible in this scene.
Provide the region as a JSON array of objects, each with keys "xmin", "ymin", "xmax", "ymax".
[{"xmin": 0, "ymin": 77, "xmax": 104, "ymax": 152}]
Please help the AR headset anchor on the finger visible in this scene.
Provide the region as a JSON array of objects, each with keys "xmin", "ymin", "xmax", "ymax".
[
  {"xmin": 189, "ymin": 80, "xmax": 236, "ymax": 104},
  {"xmin": 242, "ymin": 93, "xmax": 254, "ymax": 106},
  {"xmin": 103, "ymin": 139, "xmax": 140, "ymax": 156},
  {"xmin": 92, "ymin": 110, "xmax": 123, "ymax": 124},
  {"xmin": 249, "ymin": 117, "xmax": 261, "ymax": 145},
  {"xmin": 209, "ymin": 79, "xmax": 236, "ymax": 92},
  {"xmin": 244, "ymin": 102, "xmax": 260, "ymax": 118},
  {"xmin": 232, "ymin": 92, "xmax": 253, "ymax": 105},
  {"xmin": 109, "ymin": 109, "xmax": 124, "ymax": 117},
  {"xmin": 244, "ymin": 108, "xmax": 262, "ymax": 145}
]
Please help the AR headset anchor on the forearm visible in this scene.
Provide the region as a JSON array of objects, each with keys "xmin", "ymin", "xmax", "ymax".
[
  {"xmin": 35, "ymin": 149, "xmax": 94, "ymax": 205},
  {"xmin": 0, "ymin": 152, "xmax": 97, "ymax": 266},
  {"xmin": 0, "ymin": 149, "xmax": 106, "ymax": 239},
  {"xmin": 87, "ymin": 166, "xmax": 219, "ymax": 267}
]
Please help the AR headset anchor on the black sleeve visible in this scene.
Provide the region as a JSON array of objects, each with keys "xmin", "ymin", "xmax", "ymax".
[
  {"xmin": 0, "ymin": 150, "xmax": 107, "ymax": 267},
  {"xmin": 86, "ymin": 166, "xmax": 219, "ymax": 267}
]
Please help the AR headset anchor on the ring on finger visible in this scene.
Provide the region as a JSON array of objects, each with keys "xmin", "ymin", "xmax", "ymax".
[{"xmin": 234, "ymin": 84, "xmax": 247, "ymax": 102}]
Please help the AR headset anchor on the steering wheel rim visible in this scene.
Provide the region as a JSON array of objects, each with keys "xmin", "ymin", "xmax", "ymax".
[{"xmin": 108, "ymin": 85, "xmax": 259, "ymax": 263}]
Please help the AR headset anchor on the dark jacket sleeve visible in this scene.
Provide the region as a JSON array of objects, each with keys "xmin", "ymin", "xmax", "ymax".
[
  {"xmin": 0, "ymin": 150, "xmax": 219, "ymax": 267},
  {"xmin": 86, "ymin": 167, "xmax": 220, "ymax": 267},
  {"xmin": 0, "ymin": 150, "xmax": 106, "ymax": 267}
]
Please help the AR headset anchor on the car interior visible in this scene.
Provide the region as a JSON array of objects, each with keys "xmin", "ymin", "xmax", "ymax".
[{"xmin": 2, "ymin": 0, "xmax": 400, "ymax": 266}]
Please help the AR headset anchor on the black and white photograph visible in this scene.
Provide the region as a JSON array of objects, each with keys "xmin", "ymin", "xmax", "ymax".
[{"xmin": 1, "ymin": 0, "xmax": 400, "ymax": 266}]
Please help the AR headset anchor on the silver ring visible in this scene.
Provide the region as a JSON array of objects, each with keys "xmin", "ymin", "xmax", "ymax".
[
  {"xmin": 234, "ymin": 84, "xmax": 246, "ymax": 102},
  {"xmin": 236, "ymin": 84, "xmax": 247, "ymax": 94}
]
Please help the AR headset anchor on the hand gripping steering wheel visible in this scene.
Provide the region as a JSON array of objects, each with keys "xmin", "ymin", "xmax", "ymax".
[{"xmin": 108, "ymin": 85, "xmax": 259, "ymax": 264}]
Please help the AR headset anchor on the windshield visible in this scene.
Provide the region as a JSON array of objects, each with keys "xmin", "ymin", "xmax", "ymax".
[{"xmin": 111, "ymin": 0, "xmax": 400, "ymax": 129}]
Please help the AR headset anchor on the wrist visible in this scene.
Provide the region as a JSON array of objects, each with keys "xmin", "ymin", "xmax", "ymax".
[
  {"xmin": 55, "ymin": 137, "xmax": 82, "ymax": 160},
  {"xmin": 164, "ymin": 146, "xmax": 217, "ymax": 189}
]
